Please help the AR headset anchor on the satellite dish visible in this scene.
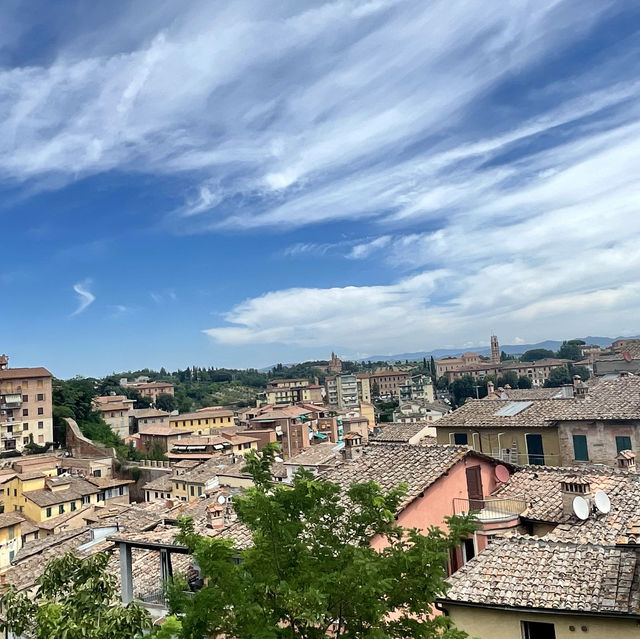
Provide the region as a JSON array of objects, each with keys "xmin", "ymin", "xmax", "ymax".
[
  {"xmin": 623, "ymin": 352, "xmax": 633, "ymax": 363},
  {"xmin": 572, "ymin": 496, "xmax": 590, "ymax": 520},
  {"xmin": 495, "ymin": 465, "xmax": 510, "ymax": 483},
  {"xmin": 594, "ymin": 490, "xmax": 611, "ymax": 514},
  {"xmin": 217, "ymin": 495, "xmax": 226, "ymax": 505}
]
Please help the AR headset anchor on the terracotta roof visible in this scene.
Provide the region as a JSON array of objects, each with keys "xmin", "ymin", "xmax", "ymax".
[
  {"xmin": 171, "ymin": 408, "xmax": 234, "ymax": 421},
  {"xmin": 143, "ymin": 474, "xmax": 174, "ymax": 492},
  {"xmin": 0, "ymin": 512, "xmax": 26, "ymax": 529},
  {"xmin": 435, "ymin": 398, "xmax": 571, "ymax": 430},
  {"xmin": 283, "ymin": 442, "xmax": 342, "ymax": 467},
  {"xmin": 93, "ymin": 395, "xmax": 130, "ymax": 404},
  {"xmin": 87, "ymin": 477, "xmax": 134, "ymax": 489},
  {"xmin": 213, "ymin": 520, "xmax": 253, "ymax": 550},
  {"xmin": 557, "ymin": 375, "xmax": 640, "ymax": 421},
  {"xmin": 321, "ymin": 444, "xmax": 474, "ymax": 512},
  {"xmin": 139, "ymin": 424, "xmax": 193, "ymax": 436},
  {"xmin": 370, "ymin": 422, "xmax": 433, "ymax": 443},
  {"xmin": 441, "ymin": 535, "xmax": 640, "ymax": 615},
  {"xmin": 501, "ymin": 358, "xmax": 571, "ymax": 369},
  {"xmin": 493, "ymin": 465, "xmax": 640, "ymax": 544},
  {"xmin": 250, "ymin": 405, "xmax": 312, "ymax": 421},
  {"xmin": 25, "ymin": 477, "xmax": 101, "ymax": 507},
  {"xmin": 492, "ymin": 387, "xmax": 564, "ymax": 400},
  {"xmin": 131, "ymin": 408, "xmax": 170, "ymax": 419},
  {"xmin": 0, "ymin": 367, "xmax": 52, "ymax": 380}
]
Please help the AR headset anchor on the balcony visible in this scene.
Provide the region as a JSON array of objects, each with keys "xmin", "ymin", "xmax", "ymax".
[
  {"xmin": 453, "ymin": 496, "xmax": 528, "ymax": 523},
  {"xmin": 1, "ymin": 395, "xmax": 22, "ymax": 410}
]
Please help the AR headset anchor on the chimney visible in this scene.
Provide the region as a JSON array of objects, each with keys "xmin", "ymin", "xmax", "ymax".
[
  {"xmin": 560, "ymin": 476, "xmax": 591, "ymax": 517},
  {"xmin": 573, "ymin": 376, "xmax": 588, "ymax": 399},
  {"xmin": 0, "ymin": 354, "xmax": 8, "ymax": 370},
  {"xmin": 342, "ymin": 432, "xmax": 364, "ymax": 462},
  {"xmin": 487, "ymin": 381, "xmax": 495, "ymax": 396},
  {"xmin": 617, "ymin": 450, "xmax": 636, "ymax": 472},
  {"xmin": 207, "ymin": 504, "xmax": 225, "ymax": 529}
]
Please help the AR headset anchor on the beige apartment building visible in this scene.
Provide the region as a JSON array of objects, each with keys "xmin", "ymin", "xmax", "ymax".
[
  {"xmin": 325, "ymin": 374, "xmax": 371, "ymax": 409},
  {"xmin": 0, "ymin": 355, "xmax": 53, "ymax": 452},
  {"xmin": 369, "ymin": 370, "xmax": 410, "ymax": 397},
  {"xmin": 92, "ymin": 395, "xmax": 135, "ymax": 438}
]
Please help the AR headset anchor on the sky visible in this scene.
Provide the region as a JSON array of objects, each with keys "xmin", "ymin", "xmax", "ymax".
[{"xmin": 2, "ymin": 1, "xmax": 640, "ymax": 378}]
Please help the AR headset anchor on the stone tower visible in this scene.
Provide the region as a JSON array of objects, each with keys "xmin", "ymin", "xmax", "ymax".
[{"xmin": 490, "ymin": 335, "xmax": 500, "ymax": 364}]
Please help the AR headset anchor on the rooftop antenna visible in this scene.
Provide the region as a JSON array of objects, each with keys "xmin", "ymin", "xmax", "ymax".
[
  {"xmin": 594, "ymin": 490, "xmax": 611, "ymax": 515},
  {"xmin": 572, "ymin": 496, "xmax": 590, "ymax": 521},
  {"xmin": 217, "ymin": 494, "xmax": 226, "ymax": 505}
]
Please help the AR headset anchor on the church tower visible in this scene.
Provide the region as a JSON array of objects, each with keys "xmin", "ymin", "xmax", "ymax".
[{"xmin": 490, "ymin": 335, "xmax": 500, "ymax": 364}]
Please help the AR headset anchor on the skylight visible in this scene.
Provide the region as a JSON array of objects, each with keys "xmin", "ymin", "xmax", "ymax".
[{"xmin": 494, "ymin": 401, "xmax": 533, "ymax": 416}]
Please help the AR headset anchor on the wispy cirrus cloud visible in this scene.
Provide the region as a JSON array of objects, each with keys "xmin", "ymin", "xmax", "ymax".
[{"xmin": 70, "ymin": 280, "xmax": 95, "ymax": 316}]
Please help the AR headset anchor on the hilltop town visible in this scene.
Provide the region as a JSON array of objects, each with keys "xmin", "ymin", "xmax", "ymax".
[{"xmin": 0, "ymin": 336, "xmax": 639, "ymax": 637}]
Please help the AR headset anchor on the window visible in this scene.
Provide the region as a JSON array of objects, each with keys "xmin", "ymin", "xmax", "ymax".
[
  {"xmin": 45, "ymin": 507, "xmax": 52, "ymax": 518},
  {"xmin": 521, "ymin": 620, "xmax": 556, "ymax": 639},
  {"xmin": 182, "ymin": 483, "xmax": 186, "ymax": 490},
  {"xmin": 572, "ymin": 434, "xmax": 589, "ymax": 461},
  {"xmin": 9, "ymin": 550, "xmax": 14, "ymax": 563},
  {"xmin": 155, "ymin": 492, "xmax": 159, "ymax": 499},
  {"xmin": 118, "ymin": 486, "xmax": 124, "ymax": 496},
  {"xmin": 37, "ymin": 393, "xmax": 44, "ymax": 401},
  {"xmin": 71, "ymin": 502, "xmax": 76, "ymax": 511},
  {"xmin": 23, "ymin": 437, "xmax": 29, "ymax": 445},
  {"xmin": 22, "ymin": 423, "xmax": 28, "ymax": 431},
  {"xmin": 82, "ymin": 496, "xmax": 90, "ymax": 505},
  {"xmin": 38, "ymin": 435, "xmax": 44, "ymax": 443},
  {"xmin": 190, "ymin": 486, "xmax": 195, "ymax": 496},
  {"xmin": 22, "ymin": 395, "xmax": 28, "ymax": 402},
  {"xmin": 37, "ymin": 407, "xmax": 43, "ymax": 415},
  {"xmin": 59, "ymin": 505, "xmax": 64, "ymax": 514},
  {"xmin": 453, "ymin": 433, "xmax": 468, "ymax": 445},
  {"xmin": 93, "ymin": 470, "xmax": 102, "ymax": 478},
  {"xmin": 22, "ymin": 409, "xmax": 28, "ymax": 417},
  {"xmin": 8, "ymin": 525, "xmax": 14, "ymax": 540},
  {"xmin": 13, "ymin": 489, "xmax": 16, "ymax": 497},
  {"xmin": 616, "ymin": 436, "xmax": 632, "ymax": 453},
  {"xmin": 38, "ymin": 421, "xmax": 44, "ymax": 429},
  {"xmin": 98, "ymin": 492, "xmax": 105, "ymax": 502},
  {"xmin": 197, "ymin": 486, "xmax": 202, "ymax": 496},
  {"xmin": 462, "ymin": 538, "xmax": 475, "ymax": 563}
]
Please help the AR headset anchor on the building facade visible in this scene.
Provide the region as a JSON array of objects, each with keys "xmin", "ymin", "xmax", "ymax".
[{"xmin": 0, "ymin": 357, "xmax": 54, "ymax": 453}]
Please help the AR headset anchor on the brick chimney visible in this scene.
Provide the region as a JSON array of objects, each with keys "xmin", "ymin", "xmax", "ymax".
[
  {"xmin": 342, "ymin": 432, "xmax": 364, "ymax": 462},
  {"xmin": 573, "ymin": 375, "xmax": 588, "ymax": 399},
  {"xmin": 560, "ymin": 476, "xmax": 591, "ymax": 517},
  {"xmin": 0, "ymin": 354, "xmax": 7, "ymax": 370},
  {"xmin": 487, "ymin": 380, "xmax": 495, "ymax": 396},
  {"xmin": 617, "ymin": 450, "xmax": 636, "ymax": 472}
]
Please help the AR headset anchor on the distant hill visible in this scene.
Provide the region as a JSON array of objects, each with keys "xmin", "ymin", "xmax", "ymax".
[{"xmin": 356, "ymin": 335, "xmax": 636, "ymax": 363}]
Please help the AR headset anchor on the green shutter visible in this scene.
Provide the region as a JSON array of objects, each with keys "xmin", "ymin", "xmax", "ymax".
[
  {"xmin": 616, "ymin": 436, "xmax": 632, "ymax": 453},
  {"xmin": 572, "ymin": 434, "xmax": 588, "ymax": 461}
]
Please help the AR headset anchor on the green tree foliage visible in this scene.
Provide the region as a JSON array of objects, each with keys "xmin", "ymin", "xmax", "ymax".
[
  {"xmin": 520, "ymin": 348, "xmax": 555, "ymax": 362},
  {"xmin": 500, "ymin": 351, "xmax": 517, "ymax": 362},
  {"xmin": 451, "ymin": 376, "xmax": 477, "ymax": 405},
  {"xmin": 570, "ymin": 364, "xmax": 591, "ymax": 381},
  {"xmin": 497, "ymin": 371, "xmax": 519, "ymax": 388},
  {"xmin": 156, "ymin": 393, "xmax": 177, "ymax": 412},
  {"xmin": 0, "ymin": 552, "xmax": 151, "ymax": 639},
  {"xmin": 556, "ymin": 340, "xmax": 583, "ymax": 361},
  {"xmin": 517, "ymin": 376, "xmax": 533, "ymax": 389},
  {"xmin": 544, "ymin": 366, "xmax": 572, "ymax": 387},
  {"xmin": 167, "ymin": 445, "xmax": 474, "ymax": 639},
  {"xmin": 374, "ymin": 398, "xmax": 399, "ymax": 422}
]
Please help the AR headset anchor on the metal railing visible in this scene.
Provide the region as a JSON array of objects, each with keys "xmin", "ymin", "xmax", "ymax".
[
  {"xmin": 453, "ymin": 496, "xmax": 528, "ymax": 522},
  {"xmin": 490, "ymin": 449, "xmax": 561, "ymax": 466}
]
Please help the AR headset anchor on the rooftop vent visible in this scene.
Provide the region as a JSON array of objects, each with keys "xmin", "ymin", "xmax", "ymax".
[{"xmin": 617, "ymin": 450, "xmax": 636, "ymax": 472}]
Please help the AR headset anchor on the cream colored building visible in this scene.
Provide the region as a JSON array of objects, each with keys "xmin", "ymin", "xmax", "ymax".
[
  {"xmin": 0, "ymin": 356, "xmax": 54, "ymax": 453},
  {"xmin": 92, "ymin": 395, "xmax": 135, "ymax": 438}
]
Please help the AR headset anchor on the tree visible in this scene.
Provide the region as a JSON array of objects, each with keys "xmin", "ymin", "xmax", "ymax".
[
  {"xmin": 430, "ymin": 356, "xmax": 437, "ymax": 377},
  {"xmin": 556, "ymin": 341, "xmax": 583, "ymax": 361},
  {"xmin": 500, "ymin": 350, "xmax": 516, "ymax": 362},
  {"xmin": 497, "ymin": 371, "xmax": 519, "ymax": 388},
  {"xmin": 451, "ymin": 376, "xmax": 477, "ymax": 406},
  {"xmin": 571, "ymin": 364, "xmax": 591, "ymax": 381},
  {"xmin": 517, "ymin": 376, "xmax": 533, "ymax": 389},
  {"xmin": 520, "ymin": 348, "xmax": 555, "ymax": 362},
  {"xmin": 168, "ymin": 445, "xmax": 474, "ymax": 639},
  {"xmin": 156, "ymin": 393, "xmax": 177, "ymax": 412},
  {"xmin": 544, "ymin": 366, "xmax": 572, "ymax": 387},
  {"xmin": 0, "ymin": 552, "xmax": 150, "ymax": 639}
]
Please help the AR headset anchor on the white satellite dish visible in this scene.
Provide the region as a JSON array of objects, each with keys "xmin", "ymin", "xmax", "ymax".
[
  {"xmin": 217, "ymin": 494, "xmax": 226, "ymax": 505},
  {"xmin": 594, "ymin": 490, "xmax": 611, "ymax": 514},
  {"xmin": 572, "ymin": 496, "xmax": 590, "ymax": 520}
]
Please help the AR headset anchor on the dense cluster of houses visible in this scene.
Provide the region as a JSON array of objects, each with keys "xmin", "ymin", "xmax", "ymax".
[{"xmin": 2, "ymin": 340, "xmax": 640, "ymax": 638}]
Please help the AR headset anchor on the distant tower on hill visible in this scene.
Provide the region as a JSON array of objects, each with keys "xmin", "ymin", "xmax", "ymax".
[
  {"xmin": 329, "ymin": 352, "xmax": 343, "ymax": 373},
  {"xmin": 490, "ymin": 335, "xmax": 500, "ymax": 364}
]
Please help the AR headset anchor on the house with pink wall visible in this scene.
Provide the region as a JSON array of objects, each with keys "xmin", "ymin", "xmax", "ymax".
[{"xmin": 323, "ymin": 441, "xmax": 521, "ymax": 572}]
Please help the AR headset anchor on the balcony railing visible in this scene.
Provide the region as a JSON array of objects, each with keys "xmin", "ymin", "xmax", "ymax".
[{"xmin": 453, "ymin": 496, "xmax": 528, "ymax": 522}]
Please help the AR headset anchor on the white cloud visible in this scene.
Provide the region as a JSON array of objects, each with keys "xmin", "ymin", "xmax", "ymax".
[{"xmin": 70, "ymin": 280, "xmax": 95, "ymax": 316}]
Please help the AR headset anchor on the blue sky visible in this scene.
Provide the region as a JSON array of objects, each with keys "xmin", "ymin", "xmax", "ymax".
[{"xmin": 3, "ymin": 1, "xmax": 640, "ymax": 378}]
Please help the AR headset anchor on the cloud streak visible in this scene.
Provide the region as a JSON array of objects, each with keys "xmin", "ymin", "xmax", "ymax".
[{"xmin": 70, "ymin": 280, "xmax": 95, "ymax": 316}]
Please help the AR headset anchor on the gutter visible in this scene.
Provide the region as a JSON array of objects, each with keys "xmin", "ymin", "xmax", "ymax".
[{"xmin": 435, "ymin": 599, "xmax": 640, "ymax": 621}]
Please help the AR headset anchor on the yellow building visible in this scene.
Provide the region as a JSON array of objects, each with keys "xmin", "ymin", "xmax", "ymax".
[
  {"xmin": 4, "ymin": 473, "xmax": 105, "ymax": 527},
  {"xmin": 435, "ymin": 398, "xmax": 568, "ymax": 466},
  {"xmin": 438, "ymin": 535, "xmax": 640, "ymax": 639},
  {"xmin": 0, "ymin": 512, "xmax": 24, "ymax": 570},
  {"xmin": 169, "ymin": 408, "xmax": 235, "ymax": 434}
]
